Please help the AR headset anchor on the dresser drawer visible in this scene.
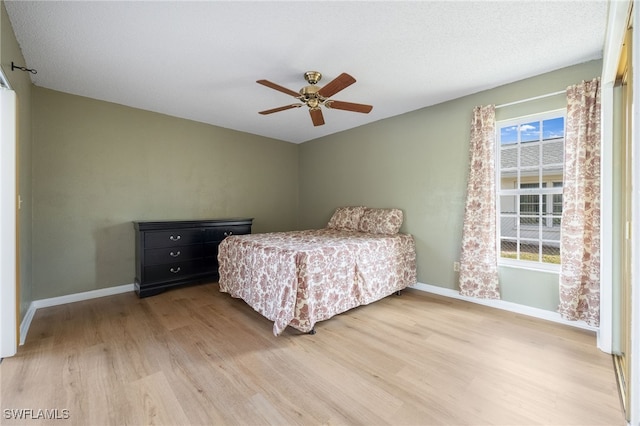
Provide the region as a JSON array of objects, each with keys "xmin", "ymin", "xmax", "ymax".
[
  {"xmin": 206, "ymin": 225, "xmax": 251, "ymax": 242},
  {"xmin": 145, "ymin": 228, "xmax": 203, "ymax": 248},
  {"xmin": 144, "ymin": 245, "xmax": 204, "ymax": 266},
  {"xmin": 143, "ymin": 260, "xmax": 205, "ymax": 284}
]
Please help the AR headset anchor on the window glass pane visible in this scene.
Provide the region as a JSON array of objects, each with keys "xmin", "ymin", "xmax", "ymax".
[
  {"xmin": 544, "ymin": 228, "xmax": 561, "ymax": 244},
  {"xmin": 520, "ymin": 215, "xmax": 539, "ymax": 226},
  {"xmin": 500, "ymin": 146, "xmax": 517, "ymax": 170},
  {"xmin": 500, "ymin": 175, "xmax": 516, "ymax": 190},
  {"xmin": 519, "ymin": 240, "xmax": 540, "ymax": 262},
  {"xmin": 500, "ymin": 216, "xmax": 516, "ymax": 239},
  {"xmin": 520, "ymin": 121, "xmax": 540, "ymax": 143},
  {"xmin": 500, "ymin": 125, "xmax": 518, "ymax": 145},
  {"xmin": 500, "ymin": 239, "xmax": 517, "ymax": 259},
  {"xmin": 542, "ymin": 117, "xmax": 564, "ymax": 140},
  {"xmin": 520, "ymin": 174, "xmax": 542, "ymax": 188},
  {"xmin": 500, "ymin": 195, "xmax": 517, "ymax": 214},
  {"xmin": 541, "ymin": 243, "xmax": 560, "ymax": 264},
  {"xmin": 520, "ymin": 143, "xmax": 540, "ymax": 167},
  {"xmin": 519, "ymin": 192, "xmax": 539, "ymax": 214},
  {"xmin": 519, "ymin": 226, "xmax": 540, "ymax": 239},
  {"xmin": 542, "ymin": 139, "xmax": 563, "ymax": 166},
  {"xmin": 542, "ymin": 166, "xmax": 563, "ymax": 181}
]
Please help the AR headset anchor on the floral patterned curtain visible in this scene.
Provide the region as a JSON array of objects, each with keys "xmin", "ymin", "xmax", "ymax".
[
  {"xmin": 459, "ymin": 105, "xmax": 500, "ymax": 299},
  {"xmin": 558, "ymin": 78, "xmax": 601, "ymax": 326}
]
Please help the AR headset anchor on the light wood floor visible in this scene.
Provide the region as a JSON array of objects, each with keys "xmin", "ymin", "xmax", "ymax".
[{"xmin": 1, "ymin": 285, "xmax": 624, "ymax": 425}]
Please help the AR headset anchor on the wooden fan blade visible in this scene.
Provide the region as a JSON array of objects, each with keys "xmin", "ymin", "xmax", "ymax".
[
  {"xmin": 259, "ymin": 104, "xmax": 302, "ymax": 115},
  {"xmin": 309, "ymin": 108, "xmax": 325, "ymax": 126},
  {"xmin": 256, "ymin": 79, "xmax": 300, "ymax": 97},
  {"xmin": 325, "ymin": 100, "xmax": 373, "ymax": 113},
  {"xmin": 317, "ymin": 73, "xmax": 356, "ymax": 98}
]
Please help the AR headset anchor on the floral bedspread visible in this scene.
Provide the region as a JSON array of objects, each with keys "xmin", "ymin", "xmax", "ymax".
[{"xmin": 217, "ymin": 228, "xmax": 417, "ymax": 335}]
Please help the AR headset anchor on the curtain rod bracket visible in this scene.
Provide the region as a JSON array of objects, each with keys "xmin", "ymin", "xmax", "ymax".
[{"xmin": 11, "ymin": 62, "xmax": 37, "ymax": 75}]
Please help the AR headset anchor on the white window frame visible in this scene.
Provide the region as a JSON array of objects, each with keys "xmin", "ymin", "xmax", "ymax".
[{"xmin": 496, "ymin": 109, "xmax": 566, "ymax": 272}]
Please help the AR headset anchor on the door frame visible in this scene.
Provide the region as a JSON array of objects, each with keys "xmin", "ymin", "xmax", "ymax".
[
  {"xmin": 0, "ymin": 77, "xmax": 17, "ymax": 359},
  {"xmin": 598, "ymin": 1, "xmax": 636, "ymax": 422}
]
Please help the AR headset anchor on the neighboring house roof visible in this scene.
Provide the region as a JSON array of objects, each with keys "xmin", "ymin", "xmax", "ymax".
[{"xmin": 501, "ymin": 138, "xmax": 564, "ymax": 178}]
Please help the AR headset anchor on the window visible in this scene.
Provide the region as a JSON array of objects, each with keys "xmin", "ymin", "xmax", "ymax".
[{"xmin": 497, "ymin": 110, "xmax": 565, "ymax": 268}]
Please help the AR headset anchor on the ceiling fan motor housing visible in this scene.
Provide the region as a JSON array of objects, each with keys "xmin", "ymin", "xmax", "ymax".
[{"xmin": 299, "ymin": 85, "xmax": 322, "ymax": 108}]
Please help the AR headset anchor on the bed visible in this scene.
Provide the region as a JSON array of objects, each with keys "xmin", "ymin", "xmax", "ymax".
[{"xmin": 217, "ymin": 206, "xmax": 417, "ymax": 335}]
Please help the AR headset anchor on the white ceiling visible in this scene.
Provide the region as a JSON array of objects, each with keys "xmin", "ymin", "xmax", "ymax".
[{"xmin": 5, "ymin": 1, "xmax": 608, "ymax": 144}]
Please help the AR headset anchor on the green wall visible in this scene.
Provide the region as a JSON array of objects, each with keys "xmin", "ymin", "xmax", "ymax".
[
  {"xmin": 32, "ymin": 87, "xmax": 299, "ymax": 299},
  {"xmin": 1, "ymin": 2, "xmax": 33, "ymax": 322},
  {"xmin": 299, "ymin": 60, "xmax": 602, "ymax": 312},
  {"xmin": 5, "ymin": 1, "xmax": 603, "ymax": 315}
]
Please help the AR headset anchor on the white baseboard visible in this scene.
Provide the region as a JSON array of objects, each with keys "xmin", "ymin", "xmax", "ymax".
[
  {"xmin": 19, "ymin": 282, "xmax": 595, "ymax": 346},
  {"xmin": 19, "ymin": 283, "xmax": 135, "ymax": 345},
  {"xmin": 410, "ymin": 282, "xmax": 597, "ymax": 332},
  {"xmin": 19, "ymin": 303, "xmax": 37, "ymax": 346}
]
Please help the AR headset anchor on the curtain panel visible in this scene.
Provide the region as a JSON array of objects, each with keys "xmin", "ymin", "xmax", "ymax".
[
  {"xmin": 459, "ymin": 105, "xmax": 500, "ymax": 299},
  {"xmin": 558, "ymin": 78, "xmax": 601, "ymax": 326}
]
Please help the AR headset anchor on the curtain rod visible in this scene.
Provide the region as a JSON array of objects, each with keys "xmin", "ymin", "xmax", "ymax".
[{"xmin": 495, "ymin": 89, "xmax": 565, "ymax": 109}]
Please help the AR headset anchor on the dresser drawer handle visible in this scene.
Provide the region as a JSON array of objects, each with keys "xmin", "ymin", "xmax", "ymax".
[
  {"xmin": 224, "ymin": 231, "xmax": 233, "ymax": 237},
  {"xmin": 169, "ymin": 235, "xmax": 181, "ymax": 241},
  {"xmin": 169, "ymin": 251, "xmax": 181, "ymax": 257},
  {"xmin": 170, "ymin": 267, "xmax": 181, "ymax": 274}
]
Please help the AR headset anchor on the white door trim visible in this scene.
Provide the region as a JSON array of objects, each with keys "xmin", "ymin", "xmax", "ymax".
[{"xmin": 0, "ymin": 87, "xmax": 17, "ymax": 358}]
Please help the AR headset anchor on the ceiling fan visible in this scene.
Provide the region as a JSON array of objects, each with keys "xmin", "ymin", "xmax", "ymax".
[{"xmin": 257, "ymin": 71, "xmax": 373, "ymax": 126}]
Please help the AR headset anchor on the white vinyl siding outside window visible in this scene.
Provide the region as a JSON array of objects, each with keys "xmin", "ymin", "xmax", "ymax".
[{"xmin": 497, "ymin": 110, "xmax": 565, "ymax": 271}]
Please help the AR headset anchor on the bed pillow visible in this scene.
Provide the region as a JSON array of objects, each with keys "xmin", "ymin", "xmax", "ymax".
[
  {"xmin": 327, "ymin": 206, "xmax": 366, "ymax": 231},
  {"xmin": 358, "ymin": 208, "xmax": 404, "ymax": 235}
]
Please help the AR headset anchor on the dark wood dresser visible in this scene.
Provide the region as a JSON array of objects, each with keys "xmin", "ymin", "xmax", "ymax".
[{"xmin": 133, "ymin": 218, "xmax": 253, "ymax": 297}]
